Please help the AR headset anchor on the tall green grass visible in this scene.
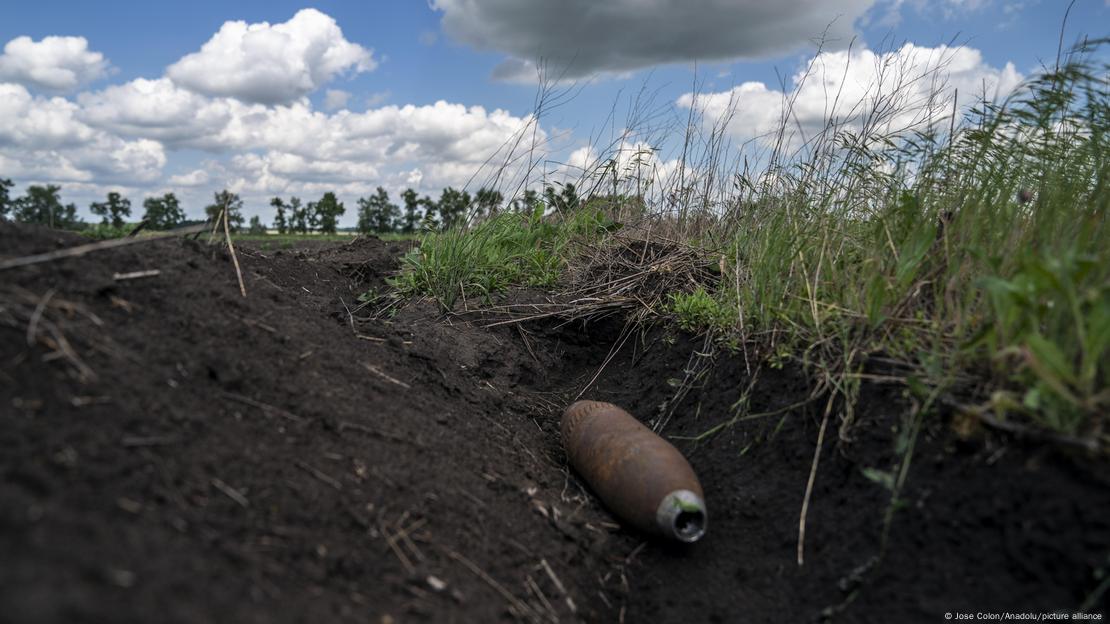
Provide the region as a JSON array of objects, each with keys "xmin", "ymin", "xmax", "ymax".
[{"xmin": 715, "ymin": 52, "xmax": 1108, "ymax": 434}]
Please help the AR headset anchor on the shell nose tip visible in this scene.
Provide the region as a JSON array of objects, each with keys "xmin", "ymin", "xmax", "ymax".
[
  {"xmin": 673, "ymin": 508, "xmax": 707, "ymax": 542},
  {"xmin": 657, "ymin": 489, "xmax": 707, "ymax": 542}
]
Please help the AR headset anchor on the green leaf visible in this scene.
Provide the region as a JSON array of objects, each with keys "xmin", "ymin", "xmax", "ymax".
[
  {"xmin": 1024, "ymin": 333, "xmax": 1080, "ymax": 405},
  {"xmin": 1084, "ymin": 299, "xmax": 1110, "ymax": 368},
  {"xmin": 861, "ymin": 467, "xmax": 895, "ymax": 491},
  {"xmin": 1026, "ymin": 333, "xmax": 1077, "ymax": 386},
  {"xmin": 1022, "ymin": 387, "xmax": 1042, "ymax": 410}
]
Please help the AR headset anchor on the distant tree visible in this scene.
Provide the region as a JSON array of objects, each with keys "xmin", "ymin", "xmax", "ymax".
[
  {"xmin": 400, "ymin": 188, "xmax": 421, "ymax": 233},
  {"xmin": 357, "ymin": 187, "xmax": 399, "ymax": 234},
  {"xmin": 13, "ymin": 184, "xmax": 81, "ymax": 229},
  {"xmin": 288, "ymin": 197, "xmax": 308, "ymax": 233},
  {"xmin": 306, "ymin": 198, "xmax": 320, "ymax": 232},
  {"xmin": 418, "ymin": 195, "xmax": 438, "ymax": 229},
  {"xmin": 248, "ymin": 215, "xmax": 266, "ymax": 235},
  {"xmin": 90, "ymin": 192, "xmax": 132, "ymax": 228},
  {"xmin": 474, "ymin": 187, "xmax": 504, "ymax": 218},
  {"xmin": 511, "ymin": 189, "xmax": 540, "ymax": 214},
  {"xmin": 313, "ymin": 192, "xmax": 345, "ymax": 235},
  {"xmin": 270, "ymin": 197, "xmax": 288, "ymax": 234},
  {"xmin": 563, "ymin": 184, "xmax": 580, "ymax": 211},
  {"xmin": 204, "ymin": 190, "xmax": 245, "ymax": 232},
  {"xmin": 58, "ymin": 203, "xmax": 81, "ymax": 229},
  {"xmin": 142, "ymin": 193, "xmax": 185, "ymax": 230},
  {"xmin": 436, "ymin": 187, "xmax": 471, "ymax": 230},
  {"xmin": 355, "ymin": 196, "xmax": 377, "ymax": 235},
  {"xmin": 544, "ymin": 183, "xmax": 580, "ymax": 214},
  {"xmin": 0, "ymin": 178, "xmax": 12, "ymax": 220}
]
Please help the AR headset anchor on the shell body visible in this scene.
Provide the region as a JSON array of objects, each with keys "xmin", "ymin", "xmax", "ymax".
[{"xmin": 561, "ymin": 400, "xmax": 706, "ymax": 542}]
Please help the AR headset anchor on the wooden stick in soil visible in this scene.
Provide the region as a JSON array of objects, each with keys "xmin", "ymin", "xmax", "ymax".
[
  {"xmin": 113, "ymin": 270, "xmax": 161, "ymax": 281},
  {"xmin": 211, "ymin": 478, "xmax": 250, "ymax": 508},
  {"xmin": 221, "ymin": 205, "xmax": 247, "ymax": 298}
]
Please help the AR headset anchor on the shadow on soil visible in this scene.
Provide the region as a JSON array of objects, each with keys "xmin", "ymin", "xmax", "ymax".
[{"xmin": 1, "ymin": 223, "xmax": 1107, "ymax": 623}]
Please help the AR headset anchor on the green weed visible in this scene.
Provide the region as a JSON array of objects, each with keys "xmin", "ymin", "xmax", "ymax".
[
  {"xmin": 669, "ymin": 288, "xmax": 737, "ymax": 333},
  {"xmin": 393, "ymin": 206, "xmax": 617, "ymax": 310}
]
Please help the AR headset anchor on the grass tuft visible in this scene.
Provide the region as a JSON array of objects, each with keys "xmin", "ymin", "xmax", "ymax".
[{"xmin": 393, "ymin": 206, "xmax": 618, "ymax": 310}]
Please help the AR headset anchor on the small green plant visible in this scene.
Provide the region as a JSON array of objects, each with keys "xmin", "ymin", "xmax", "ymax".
[
  {"xmin": 973, "ymin": 250, "xmax": 1110, "ymax": 432},
  {"xmin": 393, "ymin": 205, "xmax": 616, "ymax": 309},
  {"xmin": 669, "ymin": 288, "xmax": 737, "ymax": 333}
]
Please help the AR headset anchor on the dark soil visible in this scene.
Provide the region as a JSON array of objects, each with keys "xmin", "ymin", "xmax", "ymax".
[{"xmin": 1, "ymin": 222, "xmax": 1107, "ymax": 623}]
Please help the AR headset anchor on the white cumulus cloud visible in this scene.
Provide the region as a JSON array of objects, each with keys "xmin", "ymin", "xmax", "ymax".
[
  {"xmin": 72, "ymin": 71, "xmax": 544, "ymax": 202},
  {"xmin": 678, "ymin": 44, "xmax": 1023, "ymax": 146},
  {"xmin": 166, "ymin": 8, "xmax": 376, "ymax": 105},
  {"xmin": 77, "ymin": 77, "xmax": 236, "ymax": 145},
  {"xmin": 0, "ymin": 35, "xmax": 109, "ymax": 91},
  {"xmin": 432, "ymin": 0, "xmax": 879, "ymax": 81},
  {"xmin": 0, "ymin": 82, "xmax": 165, "ymax": 185},
  {"xmin": 168, "ymin": 169, "xmax": 210, "ymax": 187}
]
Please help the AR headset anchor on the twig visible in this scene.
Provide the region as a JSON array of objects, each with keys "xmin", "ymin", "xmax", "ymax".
[
  {"xmin": 398, "ymin": 526, "xmax": 427, "ymax": 563},
  {"xmin": 443, "ymin": 547, "xmax": 535, "ymax": 620},
  {"xmin": 241, "ymin": 318, "xmax": 277, "ymax": 333},
  {"xmin": 26, "ymin": 288, "xmax": 56, "ymax": 346},
  {"xmin": 364, "ymin": 362, "xmax": 411, "ymax": 389},
  {"xmin": 382, "ymin": 523, "xmax": 416, "ymax": 574},
  {"xmin": 525, "ymin": 576, "xmax": 558, "ymax": 623},
  {"xmin": 295, "ymin": 460, "xmax": 343, "ymax": 490},
  {"xmin": 222, "ymin": 204, "xmax": 247, "ymax": 298},
  {"xmin": 113, "ymin": 270, "xmax": 161, "ymax": 281},
  {"xmin": 222, "ymin": 391, "xmax": 306, "ymax": 423},
  {"xmin": 337, "ymin": 421, "xmax": 416, "ymax": 446},
  {"xmin": 575, "ymin": 322, "xmax": 633, "ymax": 401},
  {"xmin": 0, "ymin": 224, "xmax": 209, "ymax": 271},
  {"xmin": 211, "ymin": 478, "xmax": 250, "ymax": 508},
  {"xmin": 341, "ymin": 297, "xmax": 356, "ymax": 334},
  {"xmin": 623, "ymin": 542, "xmax": 647, "ymax": 566},
  {"xmin": 798, "ymin": 394, "xmax": 834, "ymax": 567},
  {"xmin": 539, "ymin": 558, "xmax": 567, "ymax": 596},
  {"xmin": 386, "ymin": 516, "xmax": 428, "ymax": 569},
  {"xmin": 40, "ymin": 318, "xmax": 96, "ymax": 381},
  {"xmin": 517, "ymin": 325, "xmax": 540, "ymax": 363},
  {"xmin": 70, "ymin": 395, "xmax": 111, "ymax": 407},
  {"xmin": 540, "ymin": 558, "xmax": 576, "ymax": 614}
]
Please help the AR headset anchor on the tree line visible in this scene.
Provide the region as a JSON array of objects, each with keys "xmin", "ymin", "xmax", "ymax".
[
  {"xmin": 347, "ymin": 183, "xmax": 580, "ymax": 234},
  {"xmin": 244, "ymin": 183, "xmax": 580, "ymax": 235},
  {"xmin": 0, "ymin": 177, "xmax": 584, "ymax": 235},
  {"xmin": 0, "ymin": 178, "xmax": 188, "ymax": 231}
]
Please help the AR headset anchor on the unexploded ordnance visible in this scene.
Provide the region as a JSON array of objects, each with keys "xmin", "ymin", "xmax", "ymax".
[{"xmin": 561, "ymin": 400, "xmax": 706, "ymax": 542}]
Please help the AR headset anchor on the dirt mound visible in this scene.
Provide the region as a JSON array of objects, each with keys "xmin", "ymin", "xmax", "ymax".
[{"xmin": 1, "ymin": 221, "xmax": 1107, "ymax": 623}]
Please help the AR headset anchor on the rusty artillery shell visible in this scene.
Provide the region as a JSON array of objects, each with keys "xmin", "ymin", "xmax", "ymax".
[{"xmin": 561, "ymin": 400, "xmax": 706, "ymax": 542}]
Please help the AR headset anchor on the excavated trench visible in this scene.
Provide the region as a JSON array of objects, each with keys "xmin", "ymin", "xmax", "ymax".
[{"xmin": 1, "ymin": 223, "xmax": 1107, "ymax": 623}]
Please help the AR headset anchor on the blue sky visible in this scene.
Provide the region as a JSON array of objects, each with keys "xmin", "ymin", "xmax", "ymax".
[{"xmin": 1, "ymin": 0, "xmax": 1106, "ymax": 225}]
